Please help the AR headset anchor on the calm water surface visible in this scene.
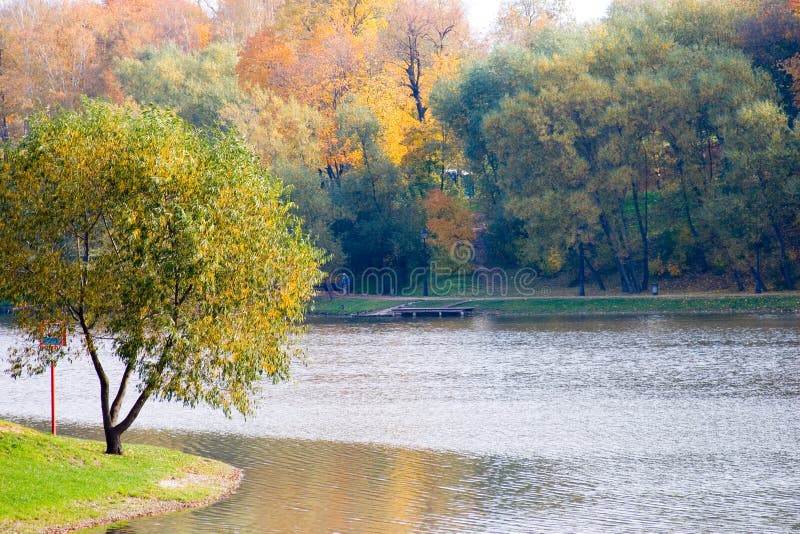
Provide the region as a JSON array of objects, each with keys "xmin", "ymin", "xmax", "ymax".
[{"xmin": 1, "ymin": 315, "xmax": 799, "ymax": 531}]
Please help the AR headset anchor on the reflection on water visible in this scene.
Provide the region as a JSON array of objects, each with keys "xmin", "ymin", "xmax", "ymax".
[
  {"xmin": 2, "ymin": 315, "xmax": 800, "ymax": 531},
  {"xmin": 19, "ymin": 420, "xmax": 580, "ymax": 533}
]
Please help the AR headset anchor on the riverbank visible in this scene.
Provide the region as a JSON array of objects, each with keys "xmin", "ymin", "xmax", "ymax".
[
  {"xmin": 0, "ymin": 419, "xmax": 241, "ymax": 533},
  {"xmin": 311, "ymin": 293, "xmax": 800, "ymax": 317}
]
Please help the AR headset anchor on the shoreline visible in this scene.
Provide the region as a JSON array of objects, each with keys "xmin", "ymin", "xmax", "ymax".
[
  {"xmin": 47, "ymin": 469, "xmax": 243, "ymax": 534},
  {"xmin": 0, "ymin": 420, "xmax": 242, "ymax": 534},
  {"xmin": 310, "ymin": 293, "xmax": 800, "ymax": 318}
]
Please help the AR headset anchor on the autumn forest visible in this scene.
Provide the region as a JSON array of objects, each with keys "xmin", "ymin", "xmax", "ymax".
[{"xmin": 2, "ymin": 0, "xmax": 800, "ymax": 294}]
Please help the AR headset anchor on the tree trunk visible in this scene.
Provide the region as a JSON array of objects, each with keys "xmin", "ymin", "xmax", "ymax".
[
  {"xmin": 599, "ymin": 213, "xmax": 634, "ymax": 293},
  {"xmin": 752, "ymin": 267, "xmax": 765, "ymax": 294},
  {"xmin": 673, "ymin": 156, "xmax": 710, "ymax": 272},
  {"xmin": 631, "ymin": 181, "xmax": 649, "ymax": 291},
  {"xmin": 676, "ymin": 160, "xmax": 699, "ymax": 239},
  {"xmin": 771, "ymin": 222, "xmax": 795, "ymax": 290},
  {"xmin": 405, "ymin": 43, "xmax": 427, "ymax": 122},
  {"xmin": 613, "ymin": 197, "xmax": 640, "ymax": 293},
  {"xmin": 104, "ymin": 426, "xmax": 123, "ymax": 455},
  {"xmin": 625, "ymin": 257, "xmax": 641, "ymax": 293},
  {"xmin": 616, "ymin": 257, "xmax": 632, "ymax": 293},
  {"xmin": 585, "ymin": 258, "xmax": 606, "ymax": 291},
  {"xmin": 578, "ymin": 242, "xmax": 586, "ymax": 297},
  {"xmin": 732, "ymin": 269, "xmax": 745, "ymax": 292},
  {"xmin": 753, "ymin": 249, "xmax": 765, "ymax": 294}
]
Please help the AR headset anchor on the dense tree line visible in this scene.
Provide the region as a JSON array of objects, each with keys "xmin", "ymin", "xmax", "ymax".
[
  {"xmin": 2, "ymin": 0, "xmax": 800, "ymax": 293},
  {"xmin": 435, "ymin": 0, "xmax": 800, "ymax": 292}
]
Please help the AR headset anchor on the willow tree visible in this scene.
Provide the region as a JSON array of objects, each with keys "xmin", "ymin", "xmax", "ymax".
[{"xmin": 0, "ymin": 100, "xmax": 323, "ymax": 454}]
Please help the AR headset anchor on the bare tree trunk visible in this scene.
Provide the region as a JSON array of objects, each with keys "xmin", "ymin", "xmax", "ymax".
[
  {"xmin": 404, "ymin": 39, "xmax": 427, "ymax": 121},
  {"xmin": 675, "ymin": 159, "xmax": 713, "ymax": 273},
  {"xmin": 676, "ymin": 160, "xmax": 699, "ymax": 240},
  {"xmin": 594, "ymin": 190, "xmax": 635, "ymax": 293},
  {"xmin": 625, "ymin": 257, "xmax": 641, "ymax": 293}
]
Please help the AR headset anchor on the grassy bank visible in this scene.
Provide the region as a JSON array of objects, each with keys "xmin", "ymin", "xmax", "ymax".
[
  {"xmin": 311, "ymin": 297, "xmax": 402, "ymax": 315},
  {"xmin": 312, "ymin": 294, "xmax": 800, "ymax": 317},
  {"xmin": 0, "ymin": 420, "xmax": 241, "ymax": 533},
  {"xmin": 469, "ymin": 294, "xmax": 800, "ymax": 315}
]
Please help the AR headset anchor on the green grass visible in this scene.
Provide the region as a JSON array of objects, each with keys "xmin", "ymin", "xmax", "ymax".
[
  {"xmin": 466, "ymin": 295, "xmax": 800, "ymax": 315},
  {"xmin": 311, "ymin": 297, "xmax": 401, "ymax": 315},
  {"xmin": 0, "ymin": 420, "xmax": 238, "ymax": 533},
  {"xmin": 310, "ymin": 294, "xmax": 800, "ymax": 316}
]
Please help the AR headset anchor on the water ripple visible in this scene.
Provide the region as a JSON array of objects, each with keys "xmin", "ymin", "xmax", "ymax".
[{"xmin": 1, "ymin": 314, "xmax": 799, "ymax": 531}]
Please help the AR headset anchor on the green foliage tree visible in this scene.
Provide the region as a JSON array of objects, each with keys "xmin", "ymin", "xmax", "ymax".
[
  {"xmin": 115, "ymin": 42, "xmax": 246, "ymax": 128},
  {"xmin": 6, "ymin": 0, "xmax": 800, "ymax": 295},
  {"xmin": 333, "ymin": 103, "xmax": 426, "ymax": 283},
  {"xmin": 435, "ymin": 0, "xmax": 799, "ymax": 292},
  {"xmin": 717, "ymin": 100, "xmax": 800, "ymax": 289},
  {"xmin": 0, "ymin": 100, "xmax": 323, "ymax": 454}
]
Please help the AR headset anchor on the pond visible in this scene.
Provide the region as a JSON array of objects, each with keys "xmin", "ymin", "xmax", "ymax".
[{"xmin": 1, "ymin": 315, "xmax": 799, "ymax": 531}]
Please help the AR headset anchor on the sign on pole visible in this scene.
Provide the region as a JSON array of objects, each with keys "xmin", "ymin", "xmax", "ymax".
[{"xmin": 40, "ymin": 322, "xmax": 66, "ymax": 435}]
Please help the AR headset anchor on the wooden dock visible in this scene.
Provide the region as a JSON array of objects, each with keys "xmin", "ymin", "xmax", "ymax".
[{"xmin": 391, "ymin": 306, "xmax": 474, "ymax": 318}]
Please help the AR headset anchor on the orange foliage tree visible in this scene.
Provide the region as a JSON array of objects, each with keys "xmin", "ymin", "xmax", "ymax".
[
  {"xmin": 424, "ymin": 189, "xmax": 476, "ymax": 270},
  {"xmin": 0, "ymin": 0, "xmax": 211, "ymax": 136},
  {"xmin": 0, "ymin": 0, "xmax": 109, "ymax": 135}
]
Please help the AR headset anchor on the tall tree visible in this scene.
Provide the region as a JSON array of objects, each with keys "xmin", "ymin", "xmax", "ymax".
[
  {"xmin": 383, "ymin": 0, "xmax": 468, "ymax": 122},
  {"xmin": 718, "ymin": 100, "xmax": 799, "ymax": 289},
  {"xmin": 0, "ymin": 100, "xmax": 323, "ymax": 454}
]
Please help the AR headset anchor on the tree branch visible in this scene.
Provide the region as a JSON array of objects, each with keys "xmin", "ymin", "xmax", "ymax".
[
  {"xmin": 101, "ymin": 213, "xmax": 121, "ymax": 259},
  {"xmin": 109, "ymin": 363, "xmax": 134, "ymax": 425},
  {"xmin": 113, "ymin": 384, "xmax": 152, "ymax": 435},
  {"xmin": 79, "ymin": 310, "xmax": 112, "ymax": 431}
]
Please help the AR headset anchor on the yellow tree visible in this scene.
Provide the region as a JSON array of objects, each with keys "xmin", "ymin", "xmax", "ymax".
[
  {"xmin": 237, "ymin": 0, "xmax": 387, "ymax": 185},
  {"xmin": 0, "ymin": 100, "xmax": 323, "ymax": 454}
]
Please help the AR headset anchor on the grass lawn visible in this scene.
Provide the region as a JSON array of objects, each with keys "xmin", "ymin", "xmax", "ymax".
[
  {"xmin": 311, "ymin": 297, "xmax": 401, "ymax": 315},
  {"xmin": 310, "ymin": 294, "xmax": 800, "ymax": 316},
  {"xmin": 0, "ymin": 419, "xmax": 240, "ymax": 533},
  {"xmin": 466, "ymin": 294, "xmax": 800, "ymax": 315}
]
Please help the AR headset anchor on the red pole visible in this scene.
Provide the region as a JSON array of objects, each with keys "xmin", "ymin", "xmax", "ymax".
[{"xmin": 50, "ymin": 362, "xmax": 56, "ymax": 435}]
